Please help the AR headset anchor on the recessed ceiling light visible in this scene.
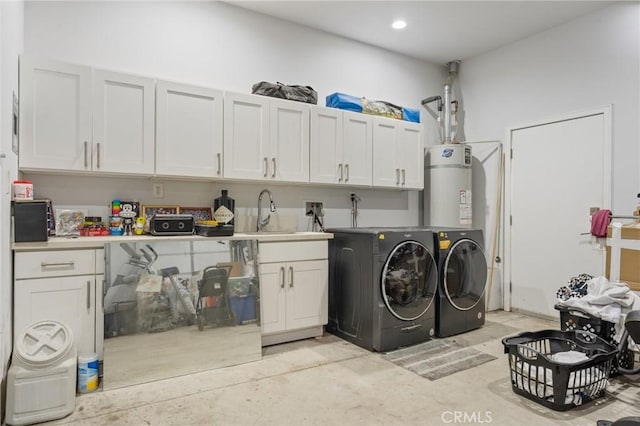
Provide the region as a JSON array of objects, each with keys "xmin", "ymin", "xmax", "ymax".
[{"xmin": 391, "ymin": 20, "xmax": 407, "ymax": 30}]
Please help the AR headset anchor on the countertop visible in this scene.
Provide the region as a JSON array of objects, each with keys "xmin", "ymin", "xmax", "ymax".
[{"xmin": 12, "ymin": 232, "xmax": 334, "ymax": 251}]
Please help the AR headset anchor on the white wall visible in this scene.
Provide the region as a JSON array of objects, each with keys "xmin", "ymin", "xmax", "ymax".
[
  {"xmin": 460, "ymin": 3, "xmax": 640, "ymax": 216},
  {"xmin": 21, "ymin": 0, "xmax": 445, "ymax": 229},
  {"xmin": 0, "ymin": 0, "xmax": 23, "ymax": 410}
]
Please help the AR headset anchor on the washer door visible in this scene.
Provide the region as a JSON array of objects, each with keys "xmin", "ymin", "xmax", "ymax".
[
  {"xmin": 443, "ymin": 239, "xmax": 487, "ymax": 311},
  {"xmin": 381, "ymin": 240, "xmax": 438, "ymax": 321}
]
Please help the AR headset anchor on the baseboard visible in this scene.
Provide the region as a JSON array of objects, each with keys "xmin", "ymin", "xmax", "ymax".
[
  {"xmin": 510, "ymin": 307, "xmax": 557, "ymax": 323},
  {"xmin": 261, "ymin": 326, "xmax": 324, "ymax": 347}
]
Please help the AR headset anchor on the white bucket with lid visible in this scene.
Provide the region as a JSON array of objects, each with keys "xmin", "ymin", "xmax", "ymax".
[{"xmin": 5, "ymin": 320, "xmax": 77, "ymax": 425}]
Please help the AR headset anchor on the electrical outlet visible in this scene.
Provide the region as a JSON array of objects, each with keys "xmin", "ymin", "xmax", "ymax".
[{"xmin": 152, "ymin": 183, "xmax": 164, "ymax": 198}]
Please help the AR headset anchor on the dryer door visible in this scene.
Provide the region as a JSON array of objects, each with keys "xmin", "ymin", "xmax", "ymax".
[
  {"xmin": 443, "ymin": 239, "xmax": 487, "ymax": 311},
  {"xmin": 381, "ymin": 241, "xmax": 438, "ymax": 321}
]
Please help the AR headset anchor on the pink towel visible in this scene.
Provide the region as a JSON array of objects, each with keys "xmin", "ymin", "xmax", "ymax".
[{"xmin": 591, "ymin": 209, "xmax": 611, "ymax": 237}]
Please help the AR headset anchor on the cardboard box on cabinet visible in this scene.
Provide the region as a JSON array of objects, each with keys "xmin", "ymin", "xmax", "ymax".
[{"xmin": 606, "ymin": 223, "xmax": 640, "ymax": 290}]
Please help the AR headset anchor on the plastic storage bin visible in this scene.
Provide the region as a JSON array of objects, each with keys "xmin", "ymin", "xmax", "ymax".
[
  {"xmin": 229, "ymin": 296, "xmax": 257, "ymax": 324},
  {"xmin": 5, "ymin": 320, "xmax": 77, "ymax": 425},
  {"xmin": 502, "ymin": 329, "xmax": 617, "ymax": 411},
  {"xmin": 555, "ymin": 304, "xmax": 634, "ymax": 375},
  {"xmin": 228, "ymin": 276, "xmax": 257, "ymax": 325}
]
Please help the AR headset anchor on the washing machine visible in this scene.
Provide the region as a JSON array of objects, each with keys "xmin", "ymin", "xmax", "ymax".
[
  {"xmin": 431, "ymin": 227, "xmax": 487, "ymax": 337},
  {"xmin": 327, "ymin": 227, "xmax": 438, "ymax": 352}
]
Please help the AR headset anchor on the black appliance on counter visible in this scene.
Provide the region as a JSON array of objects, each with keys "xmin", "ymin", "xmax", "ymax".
[{"xmin": 13, "ymin": 200, "xmax": 49, "ymax": 242}]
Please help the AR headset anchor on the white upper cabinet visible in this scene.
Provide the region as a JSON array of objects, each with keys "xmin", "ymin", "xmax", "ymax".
[
  {"xmin": 92, "ymin": 69, "xmax": 155, "ymax": 174},
  {"xmin": 398, "ymin": 122, "xmax": 424, "ymax": 189},
  {"xmin": 343, "ymin": 111, "xmax": 373, "ymax": 186},
  {"xmin": 310, "ymin": 107, "xmax": 343, "ymax": 184},
  {"xmin": 19, "ymin": 56, "xmax": 92, "ymax": 171},
  {"xmin": 310, "ymin": 108, "xmax": 372, "ymax": 186},
  {"xmin": 372, "ymin": 116, "xmax": 424, "ymax": 189},
  {"xmin": 269, "ymin": 97, "xmax": 310, "ymax": 183},
  {"xmin": 156, "ymin": 81, "xmax": 223, "ymax": 178},
  {"xmin": 19, "ymin": 56, "xmax": 155, "ymax": 175},
  {"xmin": 224, "ymin": 92, "xmax": 309, "ymax": 183},
  {"xmin": 19, "ymin": 56, "xmax": 421, "ymax": 188},
  {"xmin": 223, "ymin": 92, "xmax": 270, "ymax": 180}
]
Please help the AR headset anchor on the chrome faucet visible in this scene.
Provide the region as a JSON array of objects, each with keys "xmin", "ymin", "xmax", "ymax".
[{"xmin": 257, "ymin": 189, "xmax": 277, "ymax": 232}]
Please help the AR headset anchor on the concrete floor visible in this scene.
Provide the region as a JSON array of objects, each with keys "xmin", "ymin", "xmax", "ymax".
[{"xmin": 48, "ymin": 311, "xmax": 640, "ymax": 425}]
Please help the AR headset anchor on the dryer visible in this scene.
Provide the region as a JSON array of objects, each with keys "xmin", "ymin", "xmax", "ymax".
[
  {"xmin": 431, "ymin": 228, "xmax": 487, "ymax": 337},
  {"xmin": 327, "ymin": 227, "xmax": 438, "ymax": 352}
]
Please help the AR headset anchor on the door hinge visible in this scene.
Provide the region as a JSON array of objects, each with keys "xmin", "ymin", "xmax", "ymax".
[
  {"xmin": 510, "ymin": 215, "xmax": 512, "ymax": 226},
  {"xmin": 510, "ymin": 148, "xmax": 513, "ymax": 159}
]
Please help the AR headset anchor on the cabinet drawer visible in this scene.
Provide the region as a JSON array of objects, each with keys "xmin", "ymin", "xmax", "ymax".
[
  {"xmin": 259, "ymin": 240, "xmax": 327, "ymax": 263},
  {"xmin": 15, "ymin": 250, "xmax": 96, "ymax": 279}
]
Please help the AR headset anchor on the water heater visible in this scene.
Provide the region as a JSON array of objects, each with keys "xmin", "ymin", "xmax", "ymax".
[{"xmin": 425, "ymin": 144, "xmax": 472, "ymax": 228}]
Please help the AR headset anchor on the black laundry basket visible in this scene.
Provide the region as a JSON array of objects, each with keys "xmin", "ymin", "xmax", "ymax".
[
  {"xmin": 502, "ymin": 329, "xmax": 618, "ymax": 411},
  {"xmin": 555, "ymin": 304, "xmax": 634, "ymax": 375}
]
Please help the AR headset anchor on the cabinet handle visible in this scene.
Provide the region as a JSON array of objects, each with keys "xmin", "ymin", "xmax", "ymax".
[
  {"xmin": 272, "ymin": 157, "xmax": 276, "ymax": 178},
  {"xmin": 289, "ymin": 266, "xmax": 294, "ymax": 288},
  {"xmin": 338, "ymin": 163, "xmax": 343, "ymax": 182},
  {"xmin": 402, "ymin": 169, "xmax": 406, "ymax": 185},
  {"xmin": 96, "ymin": 142, "xmax": 101, "ymax": 169},
  {"xmin": 216, "ymin": 153, "xmax": 221, "ymax": 175},
  {"xmin": 280, "ymin": 266, "xmax": 285, "ymax": 288},
  {"xmin": 84, "ymin": 141, "xmax": 89, "ymax": 168},
  {"xmin": 87, "ymin": 280, "xmax": 91, "ymax": 310},
  {"xmin": 40, "ymin": 261, "xmax": 75, "ymax": 269},
  {"xmin": 101, "ymin": 279, "xmax": 105, "ymax": 311},
  {"xmin": 345, "ymin": 164, "xmax": 350, "ymax": 182},
  {"xmin": 264, "ymin": 157, "xmax": 268, "ymax": 177},
  {"xmin": 396, "ymin": 168, "xmax": 400, "ymax": 185}
]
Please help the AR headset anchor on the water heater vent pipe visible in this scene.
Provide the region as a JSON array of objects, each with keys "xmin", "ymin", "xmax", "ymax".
[
  {"xmin": 443, "ymin": 60, "xmax": 460, "ymax": 144},
  {"xmin": 421, "ymin": 60, "xmax": 461, "ymax": 144}
]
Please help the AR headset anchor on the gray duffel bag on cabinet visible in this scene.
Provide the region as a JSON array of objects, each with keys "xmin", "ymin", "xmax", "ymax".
[{"xmin": 251, "ymin": 81, "xmax": 318, "ymax": 104}]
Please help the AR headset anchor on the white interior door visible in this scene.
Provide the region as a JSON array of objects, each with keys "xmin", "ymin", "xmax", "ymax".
[{"xmin": 508, "ymin": 112, "xmax": 609, "ymax": 317}]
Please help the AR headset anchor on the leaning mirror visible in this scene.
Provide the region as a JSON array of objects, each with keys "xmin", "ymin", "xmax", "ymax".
[{"xmin": 102, "ymin": 239, "xmax": 261, "ymax": 390}]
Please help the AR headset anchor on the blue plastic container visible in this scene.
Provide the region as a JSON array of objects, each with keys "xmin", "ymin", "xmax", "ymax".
[{"xmin": 229, "ymin": 296, "xmax": 256, "ymax": 324}]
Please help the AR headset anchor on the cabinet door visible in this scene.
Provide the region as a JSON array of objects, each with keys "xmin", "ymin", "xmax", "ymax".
[
  {"xmin": 399, "ymin": 122, "xmax": 424, "ymax": 190},
  {"xmin": 223, "ymin": 92, "xmax": 269, "ymax": 180},
  {"xmin": 95, "ymin": 274, "xmax": 105, "ymax": 360},
  {"xmin": 19, "ymin": 56, "xmax": 92, "ymax": 171},
  {"xmin": 269, "ymin": 98, "xmax": 310, "ymax": 183},
  {"xmin": 285, "ymin": 260, "xmax": 328, "ymax": 330},
  {"xmin": 310, "ymin": 107, "xmax": 343, "ymax": 184},
  {"xmin": 372, "ymin": 117, "xmax": 401, "ymax": 188},
  {"xmin": 14, "ymin": 276, "xmax": 96, "ymax": 354},
  {"xmin": 259, "ymin": 263, "xmax": 287, "ymax": 334},
  {"xmin": 92, "ymin": 69, "xmax": 155, "ymax": 174},
  {"xmin": 156, "ymin": 81, "xmax": 223, "ymax": 178},
  {"xmin": 343, "ymin": 111, "xmax": 372, "ymax": 186}
]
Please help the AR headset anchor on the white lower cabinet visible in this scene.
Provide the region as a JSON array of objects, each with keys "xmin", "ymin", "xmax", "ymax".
[
  {"xmin": 259, "ymin": 241, "xmax": 328, "ymax": 345},
  {"xmin": 14, "ymin": 249, "xmax": 103, "ymax": 356}
]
